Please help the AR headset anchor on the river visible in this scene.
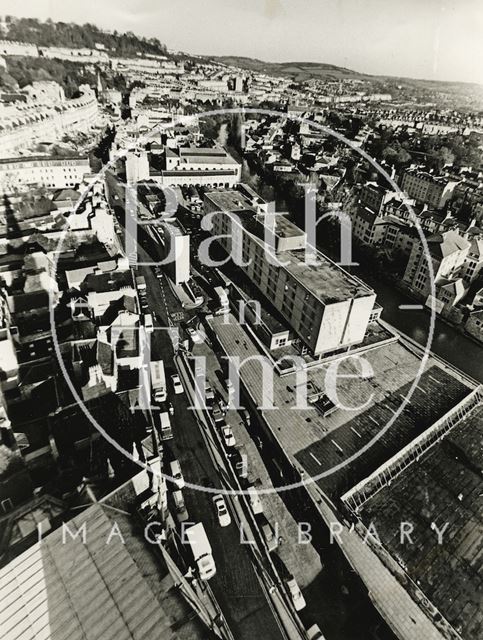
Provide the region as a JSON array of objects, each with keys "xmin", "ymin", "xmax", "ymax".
[{"xmin": 219, "ymin": 126, "xmax": 483, "ymax": 383}]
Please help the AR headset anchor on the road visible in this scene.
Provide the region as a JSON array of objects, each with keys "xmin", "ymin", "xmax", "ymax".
[{"xmin": 105, "ymin": 171, "xmax": 286, "ymax": 640}]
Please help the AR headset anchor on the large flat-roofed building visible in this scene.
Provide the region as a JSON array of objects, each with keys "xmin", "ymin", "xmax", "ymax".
[
  {"xmin": 154, "ymin": 145, "xmax": 241, "ymax": 187},
  {"xmin": 344, "ymin": 401, "xmax": 483, "ymax": 640},
  {"xmin": 204, "ymin": 187, "xmax": 376, "ymax": 355},
  {"xmin": 0, "ymin": 155, "xmax": 90, "ymax": 191}
]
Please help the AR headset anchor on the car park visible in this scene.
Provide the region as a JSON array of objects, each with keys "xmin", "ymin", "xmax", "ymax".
[
  {"xmin": 212, "ymin": 494, "xmax": 231, "ymax": 527},
  {"xmin": 171, "ymin": 373, "xmax": 184, "ymax": 394}
]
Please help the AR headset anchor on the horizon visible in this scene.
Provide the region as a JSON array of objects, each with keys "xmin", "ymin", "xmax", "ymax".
[{"xmin": 2, "ymin": 0, "xmax": 482, "ymax": 85}]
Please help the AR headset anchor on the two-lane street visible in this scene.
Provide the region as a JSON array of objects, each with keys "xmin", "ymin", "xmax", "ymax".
[{"xmin": 107, "ymin": 175, "xmax": 286, "ymax": 640}]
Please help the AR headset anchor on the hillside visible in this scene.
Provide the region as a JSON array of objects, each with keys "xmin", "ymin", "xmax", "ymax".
[
  {"xmin": 212, "ymin": 56, "xmax": 365, "ymax": 81},
  {"xmin": 3, "ymin": 16, "xmax": 167, "ymax": 58}
]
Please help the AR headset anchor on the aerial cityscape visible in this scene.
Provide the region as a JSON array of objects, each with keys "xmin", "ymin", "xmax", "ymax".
[{"xmin": 0, "ymin": 2, "xmax": 482, "ymax": 640}]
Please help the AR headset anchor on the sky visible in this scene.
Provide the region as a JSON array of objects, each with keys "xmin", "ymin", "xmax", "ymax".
[{"xmin": 3, "ymin": 0, "xmax": 483, "ymax": 84}]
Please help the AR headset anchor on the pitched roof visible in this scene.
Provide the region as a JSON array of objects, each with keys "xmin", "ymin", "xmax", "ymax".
[
  {"xmin": 0, "ymin": 504, "xmax": 192, "ymax": 640},
  {"xmin": 427, "ymin": 230, "xmax": 470, "ymax": 258}
]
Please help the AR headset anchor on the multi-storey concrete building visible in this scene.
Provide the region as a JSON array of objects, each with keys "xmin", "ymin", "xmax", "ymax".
[{"xmin": 205, "ymin": 187, "xmax": 376, "ymax": 355}]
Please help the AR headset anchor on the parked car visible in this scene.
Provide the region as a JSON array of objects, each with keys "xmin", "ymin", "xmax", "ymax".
[
  {"xmin": 173, "ymin": 490, "xmax": 189, "ymax": 523},
  {"xmin": 212, "ymin": 405, "xmax": 225, "ymax": 424},
  {"xmin": 260, "ymin": 518, "xmax": 278, "ymax": 551},
  {"xmin": 171, "ymin": 373, "xmax": 184, "ymax": 394},
  {"xmin": 307, "ymin": 624, "xmax": 326, "ymax": 640},
  {"xmin": 229, "ymin": 448, "xmax": 248, "ymax": 479},
  {"xmin": 187, "ymin": 327, "xmax": 203, "ymax": 343},
  {"xmin": 221, "ymin": 425, "xmax": 236, "ymax": 448},
  {"xmin": 286, "ymin": 577, "xmax": 306, "ymax": 611},
  {"xmin": 212, "ymin": 494, "xmax": 231, "ymax": 527},
  {"xmin": 169, "ymin": 459, "xmax": 185, "ymax": 489},
  {"xmin": 205, "ymin": 383, "xmax": 215, "ymax": 403},
  {"xmin": 247, "ymin": 486, "xmax": 263, "ymax": 514}
]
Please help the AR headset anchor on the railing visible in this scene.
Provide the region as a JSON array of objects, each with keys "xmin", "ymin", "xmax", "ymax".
[{"xmin": 341, "ymin": 385, "xmax": 483, "ymax": 512}]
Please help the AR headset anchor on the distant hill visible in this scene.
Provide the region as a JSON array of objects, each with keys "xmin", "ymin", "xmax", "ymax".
[
  {"xmin": 213, "ymin": 55, "xmax": 483, "ymax": 93},
  {"xmin": 212, "ymin": 56, "xmax": 366, "ymax": 81}
]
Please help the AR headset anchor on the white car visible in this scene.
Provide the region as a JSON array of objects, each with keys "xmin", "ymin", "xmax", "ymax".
[
  {"xmin": 221, "ymin": 425, "xmax": 236, "ymax": 448},
  {"xmin": 307, "ymin": 624, "xmax": 326, "ymax": 640},
  {"xmin": 171, "ymin": 373, "xmax": 184, "ymax": 394},
  {"xmin": 247, "ymin": 486, "xmax": 263, "ymax": 514},
  {"xmin": 212, "ymin": 494, "xmax": 231, "ymax": 527},
  {"xmin": 169, "ymin": 459, "xmax": 185, "ymax": 489},
  {"xmin": 286, "ymin": 577, "xmax": 306, "ymax": 611},
  {"xmin": 187, "ymin": 327, "xmax": 203, "ymax": 343}
]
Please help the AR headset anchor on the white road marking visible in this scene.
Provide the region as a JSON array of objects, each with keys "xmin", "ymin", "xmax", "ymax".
[
  {"xmin": 331, "ymin": 439, "xmax": 344, "ymax": 453},
  {"xmin": 309, "ymin": 452, "xmax": 322, "ymax": 465},
  {"xmin": 398, "ymin": 304, "xmax": 424, "ymax": 310}
]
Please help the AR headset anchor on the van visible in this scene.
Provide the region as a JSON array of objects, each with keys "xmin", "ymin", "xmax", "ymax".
[
  {"xmin": 159, "ymin": 411, "xmax": 173, "ymax": 440},
  {"xmin": 169, "ymin": 459, "xmax": 185, "ymax": 489},
  {"xmin": 247, "ymin": 486, "xmax": 263, "ymax": 514},
  {"xmin": 144, "ymin": 313, "xmax": 154, "ymax": 333},
  {"xmin": 172, "ymin": 490, "xmax": 189, "ymax": 523}
]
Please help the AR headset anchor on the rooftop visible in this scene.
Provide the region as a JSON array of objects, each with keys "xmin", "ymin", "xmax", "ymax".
[
  {"xmin": 428, "ymin": 230, "xmax": 470, "ymax": 259},
  {"xmin": 161, "ymin": 169, "xmax": 237, "ymax": 177},
  {"xmin": 358, "ymin": 404, "xmax": 483, "ymax": 640},
  {"xmin": 208, "ymin": 313, "xmax": 474, "ymax": 501},
  {"xmin": 205, "ymin": 188, "xmax": 257, "ymax": 212},
  {"xmin": 0, "ymin": 497, "xmax": 206, "ymax": 640},
  {"xmin": 281, "ymin": 248, "xmax": 374, "ymax": 303},
  {"xmin": 254, "ymin": 213, "xmax": 305, "ymax": 240}
]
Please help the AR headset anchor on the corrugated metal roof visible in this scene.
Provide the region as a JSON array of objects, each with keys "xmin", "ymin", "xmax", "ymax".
[{"xmin": 0, "ymin": 505, "xmax": 175, "ymax": 640}]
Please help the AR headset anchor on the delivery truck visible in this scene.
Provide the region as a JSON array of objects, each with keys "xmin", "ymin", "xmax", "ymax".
[
  {"xmin": 185, "ymin": 523, "xmax": 216, "ymax": 580},
  {"xmin": 150, "ymin": 359, "xmax": 167, "ymax": 402},
  {"xmin": 158, "ymin": 411, "xmax": 173, "ymax": 441}
]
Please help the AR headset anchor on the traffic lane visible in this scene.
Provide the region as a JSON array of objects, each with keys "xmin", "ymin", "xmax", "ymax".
[
  {"xmin": 169, "ymin": 387, "xmax": 284, "ymax": 640},
  {"xmin": 139, "ymin": 314, "xmax": 283, "ymax": 640}
]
